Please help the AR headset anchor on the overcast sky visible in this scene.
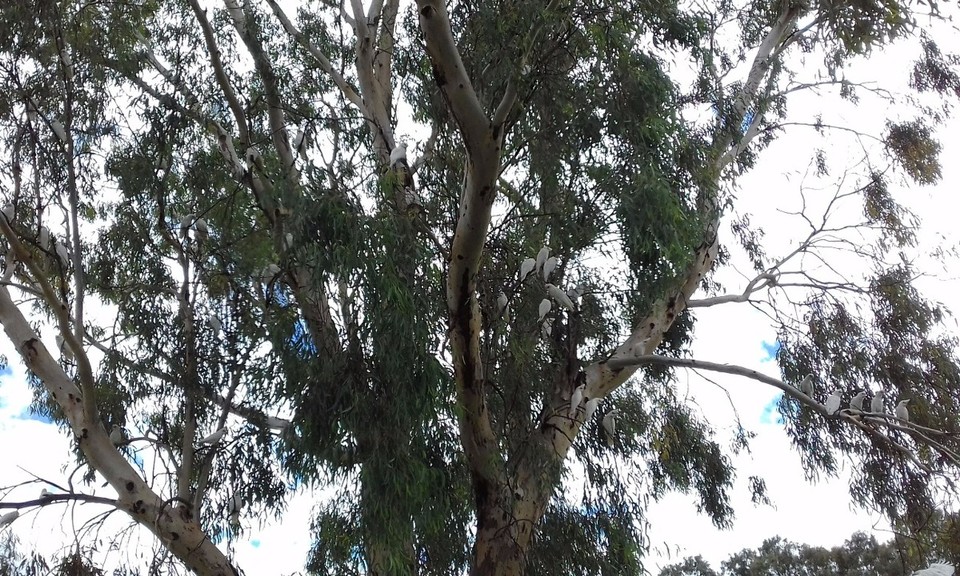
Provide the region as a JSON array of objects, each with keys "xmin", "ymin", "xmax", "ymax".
[{"xmin": 2, "ymin": 11, "xmax": 959, "ymax": 576}]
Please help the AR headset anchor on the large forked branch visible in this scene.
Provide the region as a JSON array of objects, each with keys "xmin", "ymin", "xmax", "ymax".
[
  {"xmin": 416, "ymin": 0, "xmax": 503, "ymax": 507},
  {"xmin": 510, "ymin": 2, "xmax": 807, "ymax": 554}
]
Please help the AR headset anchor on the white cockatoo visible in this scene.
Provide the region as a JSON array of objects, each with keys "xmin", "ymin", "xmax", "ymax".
[
  {"xmin": 39, "ymin": 226, "xmax": 50, "ymax": 250},
  {"xmin": 849, "ymin": 391, "xmax": 865, "ymax": 412},
  {"xmin": 56, "ymin": 334, "xmax": 74, "ymax": 362},
  {"xmin": 180, "ymin": 214, "xmax": 195, "ymax": 238},
  {"xmin": 895, "ymin": 399, "xmax": 910, "ymax": 422},
  {"xmin": 200, "ymin": 428, "xmax": 227, "ymax": 445},
  {"xmin": 0, "ymin": 510, "xmax": 19, "ymax": 528},
  {"xmin": 228, "ymin": 493, "xmax": 242, "ymax": 528},
  {"xmin": 825, "ymin": 390, "xmax": 842, "ymax": 415},
  {"xmin": 109, "ymin": 425, "xmax": 124, "ymax": 446},
  {"xmin": 535, "ymin": 246, "xmax": 549, "ymax": 271},
  {"xmin": 0, "ymin": 204, "xmax": 13, "ymax": 222},
  {"xmin": 538, "ymin": 298, "xmax": 552, "ymax": 323},
  {"xmin": 496, "ymin": 292, "xmax": 509, "ymax": 321},
  {"xmin": 389, "ymin": 142, "xmax": 415, "ymax": 199},
  {"xmin": 799, "ymin": 375, "xmax": 813, "ymax": 396},
  {"xmin": 245, "ymin": 146, "xmax": 261, "ymax": 166},
  {"xmin": 51, "ymin": 119, "xmax": 68, "ymax": 143},
  {"xmin": 40, "ymin": 488, "xmax": 51, "ymax": 500},
  {"xmin": 194, "ymin": 218, "xmax": 209, "ymax": 241},
  {"xmin": 545, "ymin": 283, "xmax": 575, "ymax": 311},
  {"xmin": 293, "ymin": 128, "xmax": 307, "ymax": 155},
  {"xmin": 584, "ymin": 398, "xmax": 600, "ymax": 422},
  {"xmin": 209, "ymin": 313, "xmax": 222, "ymax": 336},
  {"xmin": 870, "ymin": 394, "xmax": 883, "ymax": 414},
  {"xmin": 390, "ymin": 142, "xmax": 408, "ymax": 167},
  {"xmin": 55, "ymin": 242, "xmax": 69, "ymax": 267},
  {"xmin": 602, "ymin": 409, "xmax": 619, "ymax": 446},
  {"xmin": 519, "ymin": 258, "xmax": 536, "ymax": 281},
  {"xmin": 285, "ymin": 232, "xmax": 294, "ymax": 250},
  {"xmin": 542, "ymin": 257, "xmax": 558, "ymax": 282},
  {"xmin": 569, "ymin": 384, "xmax": 585, "ymax": 419},
  {"xmin": 912, "ymin": 563, "xmax": 954, "ymax": 576}
]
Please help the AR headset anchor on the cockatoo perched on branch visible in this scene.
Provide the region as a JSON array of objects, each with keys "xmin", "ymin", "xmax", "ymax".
[
  {"xmin": 602, "ymin": 409, "xmax": 619, "ymax": 446},
  {"xmin": 542, "ymin": 257, "xmax": 558, "ymax": 282},
  {"xmin": 825, "ymin": 390, "xmax": 841, "ymax": 415},
  {"xmin": 545, "ymin": 284, "xmax": 574, "ymax": 311},
  {"xmin": 584, "ymin": 398, "xmax": 600, "ymax": 422},
  {"xmin": 895, "ymin": 399, "xmax": 910, "ymax": 422},
  {"xmin": 870, "ymin": 394, "xmax": 883, "ymax": 414},
  {"xmin": 849, "ymin": 391, "xmax": 865, "ymax": 412},
  {"xmin": 389, "ymin": 142, "xmax": 419, "ymax": 211},
  {"xmin": 799, "ymin": 375, "xmax": 813, "ymax": 396},
  {"xmin": 538, "ymin": 298, "xmax": 552, "ymax": 323},
  {"xmin": 200, "ymin": 428, "xmax": 227, "ymax": 446},
  {"xmin": 569, "ymin": 384, "xmax": 584, "ymax": 419},
  {"xmin": 536, "ymin": 246, "xmax": 549, "ymax": 271},
  {"xmin": 519, "ymin": 258, "xmax": 536, "ymax": 281}
]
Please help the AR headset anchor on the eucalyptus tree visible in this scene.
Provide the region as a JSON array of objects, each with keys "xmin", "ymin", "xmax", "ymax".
[{"xmin": 0, "ymin": 0, "xmax": 958, "ymax": 575}]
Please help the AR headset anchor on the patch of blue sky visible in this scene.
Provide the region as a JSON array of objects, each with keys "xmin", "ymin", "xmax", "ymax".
[
  {"xmin": 760, "ymin": 339, "xmax": 780, "ymax": 362},
  {"xmin": 14, "ymin": 407, "xmax": 54, "ymax": 424},
  {"xmin": 760, "ymin": 394, "xmax": 785, "ymax": 425},
  {"xmin": 0, "ymin": 364, "xmax": 13, "ymax": 378},
  {"xmin": 250, "ymin": 539, "xmax": 260, "ymax": 548}
]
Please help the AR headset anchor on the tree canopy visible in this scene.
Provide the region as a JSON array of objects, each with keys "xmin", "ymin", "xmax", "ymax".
[{"xmin": 0, "ymin": 0, "xmax": 958, "ymax": 575}]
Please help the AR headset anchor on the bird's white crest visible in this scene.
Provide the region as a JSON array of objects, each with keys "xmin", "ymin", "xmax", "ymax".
[
  {"xmin": 850, "ymin": 391, "xmax": 865, "ymax": 412},
  {"xmin": 390, "ymin": 142, "xmax": 408, "ymax": 166},
  {"xmin": 584, "ymin": 398, "xmax": 600, "ymax": 422},
  {"xmin": 538, "ymin": 298, "xmax": 552, "ymax": 323},
  {"xmin": 870, "ymin": 394, "xmax": 884, "ymax": 414},
  {"xmin": 569, "ymin": 384, "xmax": 585, "ymax": 419},
  {"xmin": 542, "ymin": 256, "xmax": 558, "ymax": 282},
  {"xmin": 913, "ymin": 563, "xmax": 955, "ymax": 576},
  {"xmin": 519, "ymin": 258, "xmax": 536, "ymax": 281},
  {"xmin": 799, "ymin": 375, "xmax": 813, "ymax": 396},
  {"xmin": 0, "ymin": 510, "xmax": 19, "ymax": 528},
  {"xmin": 0, "ymin": 204, "xmax": 13, "ymax": 222},
  {"xmin": 895, "ymin": 399, "xmax": 910, "ymax": 422},
  {"xmin": 51, "ymin": 120, "xmax": 68, "ymax": 143},
  {"xmin": 39, "ymin": 226, "xmax": 50, "ymax": 250},
  {"xmin": 825, "ymin": 391, "xmax": 842, "ymax": 415},
  {"xmin": 536, "ymin": 246, "xmax": 550, "ymax": 271},
  {"xmin": 200, "ymin": 428, "xmax": 227, "ymax": 445},
  {"xmin": 545, "ymin": 283, "xmax": 575, "ymax": 310}
]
